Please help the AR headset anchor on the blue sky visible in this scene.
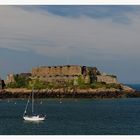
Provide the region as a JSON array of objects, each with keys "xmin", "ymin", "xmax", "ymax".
[{"xmin": 0, "ymin": 5, "xmax": 140, "ymax": 83}]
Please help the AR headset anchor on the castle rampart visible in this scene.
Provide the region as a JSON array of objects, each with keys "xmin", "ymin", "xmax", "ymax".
[
  {"xmin": 96, "ymin": 75, "xmax": 117, "ymax": 84},
  {"xmin": 32, "ymin": 65, "xmax": 82, "ymax": 77}
]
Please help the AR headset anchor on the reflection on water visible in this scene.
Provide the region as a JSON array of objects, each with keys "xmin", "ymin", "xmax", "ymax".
[{"xmin": 23, "ymin": 120, "xmax": 44, "ymax": 125}]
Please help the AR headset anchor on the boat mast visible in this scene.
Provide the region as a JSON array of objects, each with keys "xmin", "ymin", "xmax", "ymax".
[
  {"xmin": 23, "ymin": 92, "xmax": 31, "ymax": 117},
  {"xmin": 32, "ymin": 89, "xmax": 34, "ymax": 115},
  {"xmin": 23, "ymin": 97, "xmax": 30, "ymax": 116}
]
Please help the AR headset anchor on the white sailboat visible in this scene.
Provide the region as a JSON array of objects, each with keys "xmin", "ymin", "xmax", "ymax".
[{"xmin": 23, "ymin": 89, "xmax": 46, "ymax": 121}]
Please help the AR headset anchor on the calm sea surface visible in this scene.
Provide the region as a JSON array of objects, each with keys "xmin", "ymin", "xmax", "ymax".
[
  {"xmin": 126, "ymin": 84, "xmax": 140, "ymax": 91},
  {"xmin": 0, "ymin": 84, "xmax": 140, "ymax": 135}
]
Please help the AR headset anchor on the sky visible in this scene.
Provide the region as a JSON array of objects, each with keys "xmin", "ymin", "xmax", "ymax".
[{"xmin": 0, "ymin": 5, "xmax": 140, "ymax": 83}]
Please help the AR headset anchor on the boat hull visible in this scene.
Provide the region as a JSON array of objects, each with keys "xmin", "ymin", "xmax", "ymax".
[{"xmin": 23, "ymin": 115, "xmax": 45, "ymax": 121}]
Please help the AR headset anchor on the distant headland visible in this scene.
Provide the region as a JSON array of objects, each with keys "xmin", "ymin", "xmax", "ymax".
[{"xmin": 0, "ymin": 65, "xmax": 136, "ymax": 98}]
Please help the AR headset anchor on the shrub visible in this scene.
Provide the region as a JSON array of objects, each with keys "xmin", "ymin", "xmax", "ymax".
[
  {"xmin": 28, "ymin": 79, "xmax": 47, "ymax": 90},
  {"xmin": 6, "ymin": 75, "xmax": 31, "ymax": 88},
  {"xmin": 79, "ymin": 84, "xmax": 90, "ymax": 89},
  {"xmin": 77, "ymin": 75, "xmax": 85, "ymax": 85}
]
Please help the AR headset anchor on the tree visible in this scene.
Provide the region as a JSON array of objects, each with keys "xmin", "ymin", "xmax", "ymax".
[
  {"xmin": 7, "ymin": 74, "xmax": 30, "ymax": 88},
  {"xmin": 28, "ymin": 79, "xmax": 47, "ymax": 90}
]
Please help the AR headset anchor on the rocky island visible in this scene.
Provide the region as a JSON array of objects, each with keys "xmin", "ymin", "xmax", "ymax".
[{"xmin": 0, "ymin": 65, "xmax": 137, "ymax": 98}]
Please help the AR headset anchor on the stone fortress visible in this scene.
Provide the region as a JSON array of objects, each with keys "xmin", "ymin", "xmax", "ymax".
[
  {"xmin": 32, "ymin": 65, "xmax": 82, "ymax": 83},
  {"xmin": 6, "ymin": 65, "xmax": 118, "ymax": 85}
]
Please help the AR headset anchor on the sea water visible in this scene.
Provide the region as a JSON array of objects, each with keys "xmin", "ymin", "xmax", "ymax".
[{"xmin": 0, "ymin": 84, "xmax": 140, "ymax": 135}]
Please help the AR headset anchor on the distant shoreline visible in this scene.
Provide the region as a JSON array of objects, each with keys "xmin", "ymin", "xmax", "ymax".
[{"xmin": 0, "ymin": 87, "xmax": 138, "ymax": 99}]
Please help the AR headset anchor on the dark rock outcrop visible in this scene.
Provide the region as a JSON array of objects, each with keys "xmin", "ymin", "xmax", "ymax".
[{"xmin": 0, "ymin": 88, "xmax": 137, "ymax": 99}]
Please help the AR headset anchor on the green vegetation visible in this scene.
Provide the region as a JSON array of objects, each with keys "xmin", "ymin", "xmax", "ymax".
[
  {"xmin": 6, "ymin": 75, "xmax": 30, "ymax": 88},
  {"xmin": 6, "ymin": 74, "xmax": 121, "ymax": 90},
  {"xmin": 90, "ymin": 82, "xmax": 121, "ymax": 89},
  {"xmin": 28, "ymin": 79, "xmax": 48, "ymax": 90},
  {"xmin": 77, "ymin": 75, "xmax": 85, "ymax": 85},
  {"xmin": 71, "ymin": 79, "xmax": 121, "ymax": 90}
]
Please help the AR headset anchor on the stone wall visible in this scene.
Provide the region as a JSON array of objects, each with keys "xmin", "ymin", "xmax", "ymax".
[
  {"xmin": 32, "ymin": 65, "xmax": 82, "ymax": 83},
  {"xmin": 32, "ymin": 65, "xmax": 82, "ymax": 77},
  {"xmin": 40, "ymin": 75, "xmax": 76, "ymax": 83},
  {"xmin": 5, "ymin": 74, "xmax": 15, "ymax": 84},
  {"xmin": 32, "ymin": 65, "xmax": 118, "ymax": 84},
  {"xmin": 96, "ymin": 75, "xmax": 118, "ymax": 84}
]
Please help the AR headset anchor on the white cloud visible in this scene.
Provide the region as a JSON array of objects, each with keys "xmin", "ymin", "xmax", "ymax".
[{"xmin": 0, "ymin": 6, "xmax": 140, "ymax": 61}]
